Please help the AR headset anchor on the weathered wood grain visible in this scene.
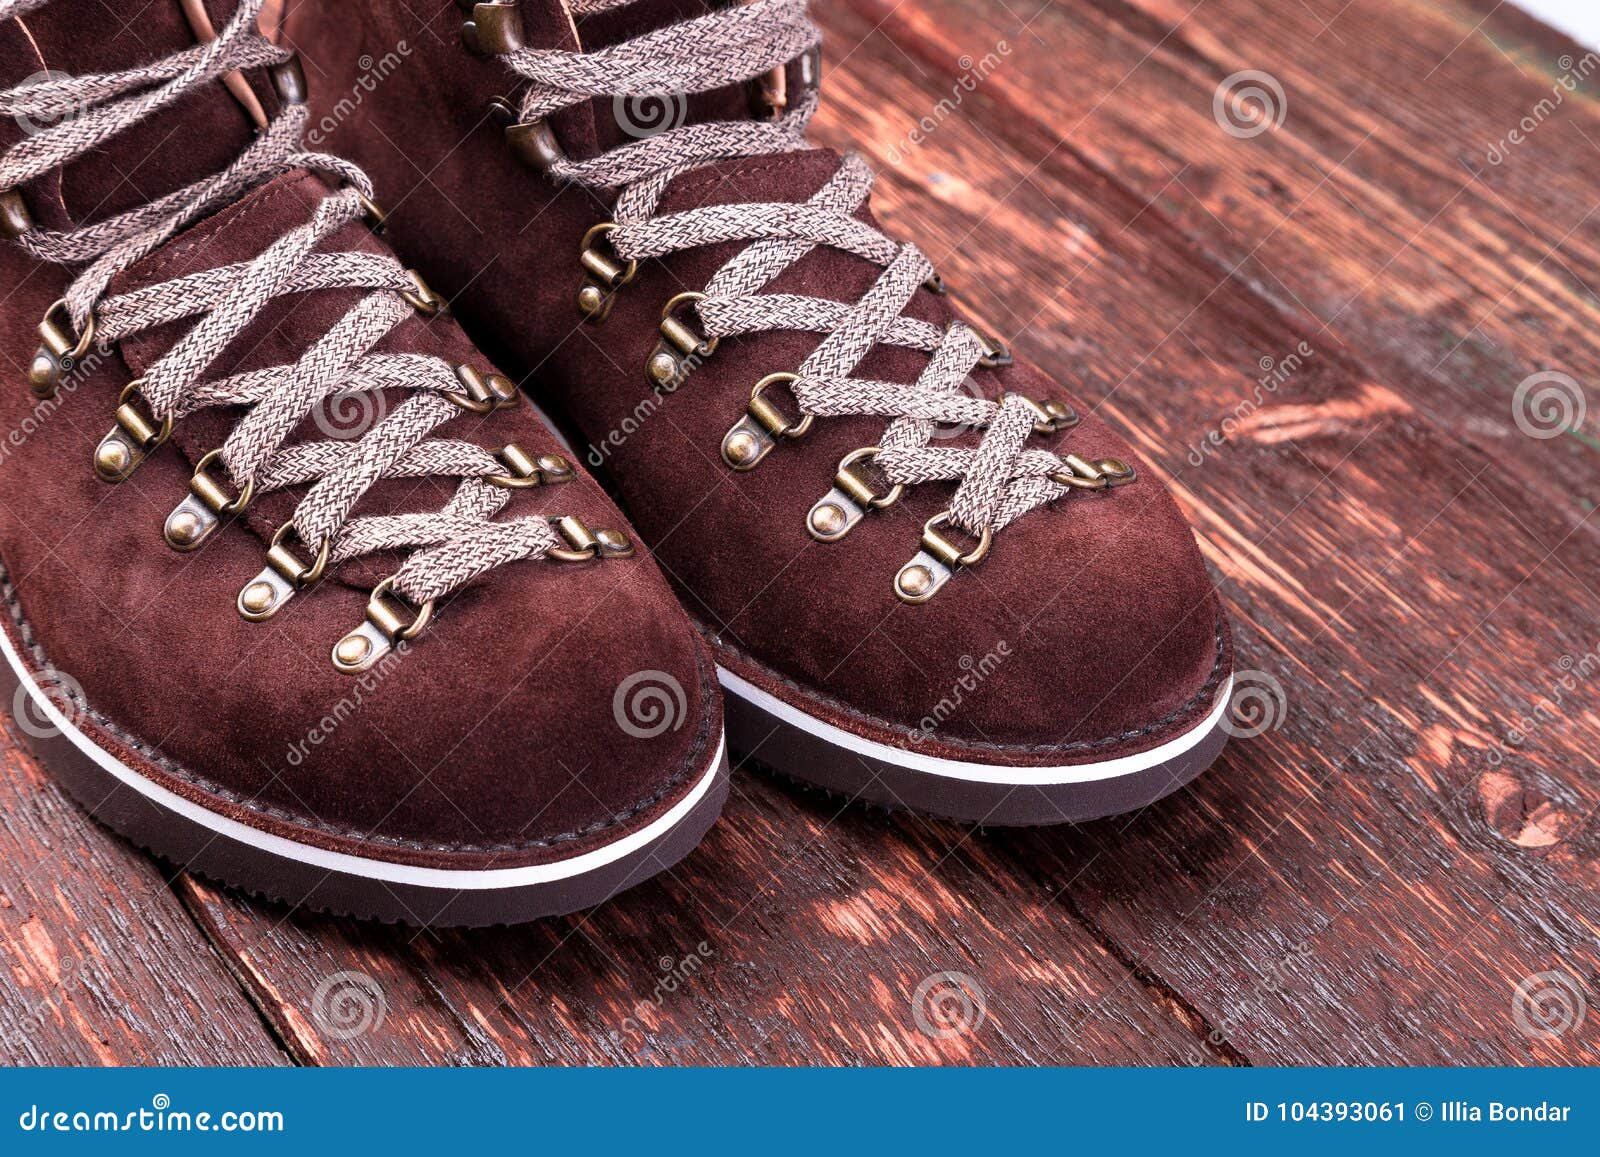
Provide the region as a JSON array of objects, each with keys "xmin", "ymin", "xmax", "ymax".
[
  {"xmin": 175, "ymin": 774, "xmax": 1225, "ymax": 1065},
  {"xmin": 5, "ymin": 0, "xmax": 1598, "ymax": 1067},
  {"xmin": 855, "ymin": 0, "xmax": 1600, "ymax": 517},
  {"xmin": 811, "ymin": 0, "xmax": 1600, "ymax": 1063},
  {"xmin": 0, "ymin": 718, "xmax": 289, "ymax": 1065}
]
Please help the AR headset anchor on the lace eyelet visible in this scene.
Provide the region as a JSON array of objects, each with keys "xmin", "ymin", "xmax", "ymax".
[
  {"xmin": 808, "ymin": 446, "xmax": 905, "ymax": 543},
  {"xmin": 722, "ymin": 372, "xmax": 813, "ymax": 471},
  {"xmin": 356, "ymin": 192, "xmax": 388, "ymax": 232},
  {"xmin": 976, "ymin": 329, "xmax": 1013, "ymax": 369},
  {"xmin": 31, "ymin": 298, "xmax": 96, "ymax": 399},
  {"xmin": 1048, "ymin": 455, "xmax": 1138, "ymax": 492},
  {"xmin": 332, "ymin": 577, "xmax": 436, "ymax": 675},
  {"xmin": 1, "ymin": 189, "xmax": 35, "ymax": 240},
  {"xmin": 577, "ymin": 222, "xmax": 637, "ymax": 322},
  {"xmin": 894, "ymin": 513, "xmax": 993, "ymax": 604},
  {"xmin": 460, "ymin": 1, "xmax": 525, "ymax": 56},
  {"xmin": 647, "ymin": 291, "xmax": 720, "ymax": 388},
  {"xmin": 446, "ymin": 364, "xmax": 518, "ymax": 414},
  {"xmin": 267, "ymin": 521, "xmax": 331, "ymax": 587},
  {"xmin": 488, "ymin": 445, "xmax": 573, "ymax": 488},
  {"xmin": 546, "ymin": 515, "xmax": 632, "ymax": 561},
  {"xmin": 488, "ymin": 98, "xmax": 568, "ymax": 173},
  {"xmin": 236, "ymin": 523, "xmax": 331, "ymax": 624},
  {"xmin": 1011, "ymin": 393, "xmax": 1081, "ymax": 435},
  {"xmin": 165, "ymin": 448, "xmax": 255, "ymax": 552},
  {"xmin": 400, "ymin": 269, "xmax": 447, "ymax": 315},
  {"xmin": 94, "ymin": 379, "xmax": 173, "ymax": 484}
]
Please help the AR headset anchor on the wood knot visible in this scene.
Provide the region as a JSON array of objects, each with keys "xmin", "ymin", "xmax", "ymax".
[{"xmin": 1478, "ymin": 771, "xmax": 1573, "ymax": 849}]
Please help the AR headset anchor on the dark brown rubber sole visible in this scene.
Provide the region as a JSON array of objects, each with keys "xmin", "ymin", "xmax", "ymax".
[
  {"xmin": 718, "ymin": 663, "xmax": 1229, "ymax": 826},
  {"xmin": 1, "ymin": 640, "xmax": 729, "ymax": 927}
]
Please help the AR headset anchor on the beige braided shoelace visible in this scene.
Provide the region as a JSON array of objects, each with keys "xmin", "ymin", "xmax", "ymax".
[
  {"xmin": 1, "ymin": 0, "xmax": 626, "ymax": 672},
  {"xmin": 493, "ymin": 0, "xmax": 1136, "ymax": 602}
]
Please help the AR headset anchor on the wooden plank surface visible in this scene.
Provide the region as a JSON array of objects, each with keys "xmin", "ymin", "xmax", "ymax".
[
  {"xmin": 812, "ymin": 0, "xmax": 1600, "ymax": 1062},
  {"xmin": 3, "ymin": 0, "xmax": 1597, "ymax": 1065},
  {"xmin": 812, "ymin": 0, "xmax": 1600, "ymax": 1063},
  {"xmin": 172, "ymin": 779, "xmax": 1220, "ymax": 1065},
  {"xmin": 0, "ymin": 718, "xmax": 288, "ymax": 1065}
]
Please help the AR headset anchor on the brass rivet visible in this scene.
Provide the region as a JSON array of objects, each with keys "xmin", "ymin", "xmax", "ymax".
[
  {"xmin": 335, "ymin": 635, "xmax": 372, "ymax": 667},
  {"xmin": 536, "ymin": 453, "xmax": 572, "ymax": 478},
  {"xmin": 95, "ymin": 440, "xmax": 130, "ymax": 480},
  {"xmin": 898, "ymin": 565, "xmax": 934, "ymax": 598},
  {"xmin": 240, "ymin": 582, "xmax": 276, "ymax": 616},
  {"xmin": 811, "ymin": 502, "xmax": 846, "ymax": 536},
  {"xmin": 596, "ymin": 528, "xmax": 634, "ymax": 557},
  {"xmin": 725, "ymin": 431, "xmax": 759, "ymax": 465},
  {"xmin": 577, "ymin": 285, "xmax": 605, "ymax": 315},
  {"xmin": 28, "ymin": 352, "xmax": 56, "ymax": 389},
  {"xmin": 165, "ymin": 510, "xmax": 203, "ymax": 547},
  {"xmin": 648, "ymin": 352, "xmax": 678, "ymax": 384}
]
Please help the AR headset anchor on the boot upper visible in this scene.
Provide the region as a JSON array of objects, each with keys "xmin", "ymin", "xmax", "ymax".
[
  {"xmin": 287, "ymin": 0, "xmax": 1233, "ymax": 766},
  {"xmin": 0, "ymin": 0, "xmax": 720, "ymax": 866}
]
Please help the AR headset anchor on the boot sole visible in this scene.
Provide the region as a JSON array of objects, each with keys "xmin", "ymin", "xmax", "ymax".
[
  {"xmin": 718, "ymin": 660, "xmax": 1230, "ymax": 826},
  {"xmin": 0, "ymin": 615, "xmax": 728, "ymax": 927}
]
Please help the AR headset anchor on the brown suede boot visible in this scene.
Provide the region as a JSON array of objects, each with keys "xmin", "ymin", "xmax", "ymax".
[
  {"xmin": 287, "ymin": 0, "xmax": 1234, "ymax": 825},
  {"xmin": 0, "ymin": 0, "xmax": 727, "ymax": 924}
]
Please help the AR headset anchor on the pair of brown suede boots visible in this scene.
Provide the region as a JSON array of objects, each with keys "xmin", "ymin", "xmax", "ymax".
[{"xmin": 0, "ymin": 0, "xmax": 1234, "ymax": 925}]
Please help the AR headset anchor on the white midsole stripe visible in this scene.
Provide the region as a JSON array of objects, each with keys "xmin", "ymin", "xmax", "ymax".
[
  {"xmin": 0, "ymin": 622, "xmax": 724, "ymax": 891},
  {"xmin": 717, "ymin": 665, "xmax": 1231, "ymax": 786}
]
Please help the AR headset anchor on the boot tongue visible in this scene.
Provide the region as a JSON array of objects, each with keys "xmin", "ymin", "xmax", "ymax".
[{"xmin": 4, "ymin": 0, "xmax": 271, "ymax": 231}]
